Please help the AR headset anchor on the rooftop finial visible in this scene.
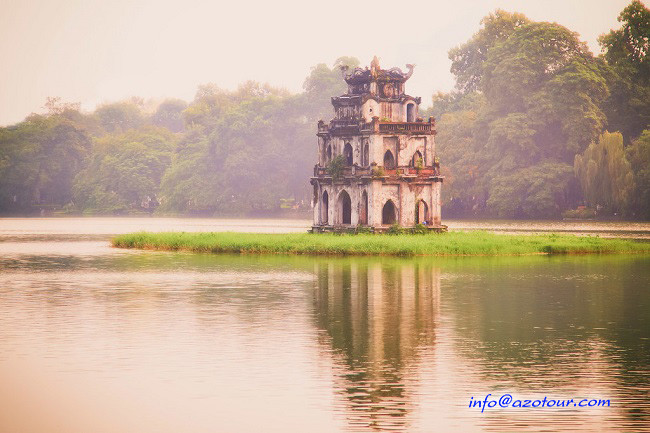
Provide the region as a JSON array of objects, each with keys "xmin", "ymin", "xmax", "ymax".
[
  {"xmin": 405, "ymin": 64, "xmax": 415, "ymax": 79},
  {"xmin": 370, "ymin": 56, "xmax": 380, "ymax": 79},
  {"xmin": 371, "ymin": 56, "xmax": 380, "ymax": 71}
]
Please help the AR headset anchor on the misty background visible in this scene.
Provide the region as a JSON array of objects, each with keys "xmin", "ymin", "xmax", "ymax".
[{"xmin": 0, "ymin": 0, "xmax": 648, "ymax": 219}]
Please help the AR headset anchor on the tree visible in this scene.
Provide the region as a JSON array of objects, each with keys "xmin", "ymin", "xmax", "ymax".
[
  {"xmin": 43, "ymin": 97, "xmax": 81, "ymax": 116},
  {"xmin": 449, "ymin": 10, "xmax": 530, "ymax": 94},
  {"xmin": 94, "ymin": 101, "xmax": 144, "ymax": 133},
  {"xmin": 435, "ymin": 109, "xmax": 486, "ymax": 215},
  {"xmin": 626, "ymin": 129, "xmax": 650, "ymax": 218},
  {"xmin": 424, "ymin": 91, "xmax": 484, "ymax": 120},
  {"xmin": 0, "ymin": 112, "xmax": 90, "ymax": 212},
  {"xmin": 574, "ymin": 131, "xmax": 635, "ymax": 214},
  {"xmin": 159, "ymin": 82, "xmax": 313, "ymax": 215},
  {"xmin": 439, "ymin": 13, "xmax": 609, "ymax": 217},
  {"xmin": 599, "ymin": 0, "xmax": 650, "ymax": 143},
  {"xmin": 152, "ymin": 99, "xmax": 187, "ymax": 133},
  {"xmin": 72, "ymin": 126, "xmax": 175, "ymax": 214},
  {"xmin": 482, "ymin": 21, "xmax": 609, "ymax": 159},
  {"xmin": 300, "ymin": 57, "xmax": 360, "ymax": 122},
  {"xmin": 488, "ymin": 163, "xmax": 575, "ymax": 218}
]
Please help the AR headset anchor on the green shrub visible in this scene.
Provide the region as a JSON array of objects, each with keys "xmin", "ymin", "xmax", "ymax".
[
  {"xmin": 372, "ymin": 166, "xmax": 385, "ymax": 178},
  {"xmin": 386, "ymin": 224, "xmax": 404, "ymax": 235},
  {"xmin": 356, "ymin": 225, "xmax": 374, "ymax": 234},
  {"xmin": 412, "ymin": 223, "xmax": 429, "ymax": 234},
  {"xmin": 327, "ymin": 155, "xmax": 346, "ymax": 181}
]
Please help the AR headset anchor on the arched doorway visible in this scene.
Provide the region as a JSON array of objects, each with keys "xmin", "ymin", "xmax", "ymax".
[
  {"xmin": 344, "ymin": 142, "xmax": 353, "ymax": 166},
  {"xmin": 321, "ymin": 191, "xmax": 329, "ymax": 224},
  {"xmin": 411, "ymin": 150, "xmax": 423, "ymax": 167},
  {"xmin": 382, "ymin": 200, "xmax": 397, "ymax": 225},
  {"xmin": 407, "ymin": 103, "xmax": 415, "ymax": 122},
  {"xmin": 383, "ymin": 150, "xmax": 395, "ymax": 169},
  {"xmin": 338, "ymin": 190, "xmax": 352, "ymax": 225},
  {"xmin": 360, "ymin": 190, "xmax": 368, "ymax": 225},
  {"xmin": 415, "ymin": 199, "xmax": 428, "ymax": 224}
]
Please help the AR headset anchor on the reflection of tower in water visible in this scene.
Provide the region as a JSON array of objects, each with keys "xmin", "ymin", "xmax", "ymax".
[{"xmin": 313, "ymin": 260, "xmax": 440, "ymax": 432}]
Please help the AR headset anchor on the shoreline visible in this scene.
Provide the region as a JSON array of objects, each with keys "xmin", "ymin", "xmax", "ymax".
[{"xmin": 111, "ymin": 231, "xmax": 650, "ymax": 257}]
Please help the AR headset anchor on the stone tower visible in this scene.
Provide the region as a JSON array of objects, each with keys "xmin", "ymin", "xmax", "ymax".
[{"xmin": 311, "ymin": 57, "xmax": 444, "ymax": 232}]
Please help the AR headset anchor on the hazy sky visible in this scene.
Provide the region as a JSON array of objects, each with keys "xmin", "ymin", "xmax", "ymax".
[{"xmin": 0, "ymin": 0, "xmax": 631, "ymax": 126}]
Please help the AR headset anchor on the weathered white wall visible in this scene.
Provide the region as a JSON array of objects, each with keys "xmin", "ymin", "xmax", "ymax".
[
  {"xmin": 431, "ymin": 181, "xmax": 442, "ymax": 225},
  {"xmin": 314, "ymin": 183, "xmax": 369, "ymax": 226},
  {"xmin": 314, "ymin": 179, "xmax": 441, "ymax": 228},
  {"xmin": 382, "ymin": 137, "xmax": 398, "ymax": 166},
  {"xmin": 361, "ymin": 100, "xmax": 380, "ymax": 122},
  {"xmin": 398, "ymin": 137, "xmax": 427, "ymax": 166}
]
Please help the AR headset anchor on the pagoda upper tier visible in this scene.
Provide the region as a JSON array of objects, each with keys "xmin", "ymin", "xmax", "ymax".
[
  {"xmin": 338, "ymin": 56, "xmax": 417, "ymax": 100},
  {"xmin": 326, "ymin": 57, "xmax": 425, "ymax": 129}
]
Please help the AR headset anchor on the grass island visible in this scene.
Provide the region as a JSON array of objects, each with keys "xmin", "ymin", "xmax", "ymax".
[{"xmin": 111, "ymin": 231, "xmax": 650, "ymax": 257}]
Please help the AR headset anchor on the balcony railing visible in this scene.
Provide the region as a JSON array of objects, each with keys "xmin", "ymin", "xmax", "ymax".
[
  {"xmin": 401, "ymin": 166, "xmax": 441, "ymax": 176},
  {"xmin": 320, "ymin": 116, "xmax": 437, "ymax": 135},
  {"xmin": 314, "ymin": 164, "xmax": 441, "ymax": 178},
  {"xmin": 314, "ymin": 165, "xmax": 373, "ymax": 177},
  {"xmin": 378, "ymin": 122, "xmax": 433, "ymax": 133}
]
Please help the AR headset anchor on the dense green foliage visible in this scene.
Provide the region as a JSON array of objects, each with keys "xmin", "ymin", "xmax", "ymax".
[
  {"xmin": 439, "ymin": 12, "xmax": 608, "ymax": 217},
  {"xmin": 0, "ymin": 57, "xmax": 359, "ymax": 216},
  {"xmin": 574, "ymin": 132, "xmax": 634, "ymax": 214},
  {"xmin": 448, "ymin": 10, "xmax": 530, "ymax": 94},
  {"xmin": 112, "ymin": 231, "xmax": 650, "ymax": 256},
  {"xmin": 72, "ymin": 127, "xmax": 175, "ymax": 214},
  {"xmin": 434, "ymin": 2, "xmax": 649, "ymax": 219},
  {"xmin": 598, "ymin": 0, "xmax": 650, "ymax": 143},
  {"xmin": 0, "ymin": 109, "xmax": 90, "ymax": 212},
  {"xmin": 326, "ymin": 154, "xmax": 346, "ymax": 181},
  {"xmin": 158, "ymin": 83, "xmax": 311, "ymax": 214},
  {"xmin": 0, "ymin": 2, "xmax": 647, "ymax": 219},
  {"xmin": 626, "ymin": 130, "xmax": 650, "ymax": 217}
]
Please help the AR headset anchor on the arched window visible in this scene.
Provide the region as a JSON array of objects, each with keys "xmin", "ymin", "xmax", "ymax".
[
  {"xmin": 382, "ymin": 200, "xmax": 397, "ymax": 225},
  {"xmin": 411, "ymin": 150, "xmax": 423, "ymax": 167},
  {"xmin": 360, "ymin": 190, "xmax": 368, "ymax": 225},
  {"xmin": 415, "ymin": 199, "xmax": 429, "ymax": 224},
  {"xmin": 326, "ymin": 145, "xmax": 332, "ymax": 163},
  {"xmin": 363, "ymin": 142, "xmax": 369, "ymax": 166},
  {"xmin": 407, "ymin": 103, "xmax": 415, "ymax": 122},
  {"xmin": 344, "ymin": 142, "xmax": 353, "ymax": 166},
  {"xmin": 383, "ymin": 150, "xmax": 395, "ymax": 169},
  {"xmin": 322, "ymin": 191, "xmax": 329, "ymax": 225},
  {"xmin": 338, "ymin": 190, "xmax": 352, "ymax": 225}
]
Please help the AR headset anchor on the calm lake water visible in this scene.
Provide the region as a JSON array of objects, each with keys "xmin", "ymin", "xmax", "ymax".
[{"xmin": 1, "ymin": 218, "xmax": 649, "ymax": 432}]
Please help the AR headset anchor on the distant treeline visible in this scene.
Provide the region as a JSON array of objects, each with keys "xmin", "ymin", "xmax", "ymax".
[
  {"xmin": 0, "ymin": 1, "xmax": 648, "ymax": 219},
  {"xmin": 0, "ymin": 60, "xmax": 355, "ymax": 216}
]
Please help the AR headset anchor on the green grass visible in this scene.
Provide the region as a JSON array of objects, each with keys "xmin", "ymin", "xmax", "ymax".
[{"xmin": 111, "ymin": 231, "xmax": 650, "ymax": 257}]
